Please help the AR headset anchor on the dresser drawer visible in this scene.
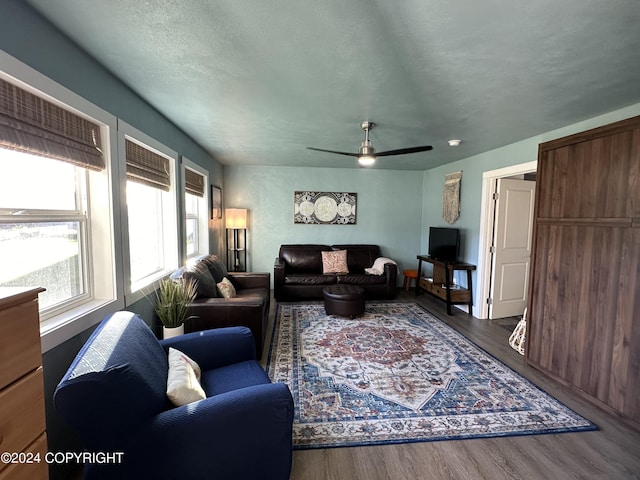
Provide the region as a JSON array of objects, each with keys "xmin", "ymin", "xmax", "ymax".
[
  {"xmin": 0, "ymin": 368, "xmax": 46, "ymax": 465},
  {"xmin": 0, "ymin": 433, "xmax": 48, "ymax": 480},
  {"xmin": 0, "ymin": 296, "xmax": 41, "ymax": 389}
]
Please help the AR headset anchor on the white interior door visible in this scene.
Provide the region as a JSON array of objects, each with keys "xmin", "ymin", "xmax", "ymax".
[{"xmin": 489, "ymin": 178, "xmax": 536, "ymax": 319}]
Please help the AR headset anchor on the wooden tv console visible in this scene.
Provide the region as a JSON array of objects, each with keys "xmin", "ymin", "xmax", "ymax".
[{"xmin": 415, "ymin": 255, "xmax": 476, "ymax": 315}]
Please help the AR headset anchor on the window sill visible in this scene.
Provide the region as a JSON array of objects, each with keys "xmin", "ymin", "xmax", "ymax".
[
  {"xmin": 127, "ymin": 270, "xmax": 176, "ymax": 306},
  {"xmin": 40, "ymin": 297, "xmax": 124, "ymax": 353}
]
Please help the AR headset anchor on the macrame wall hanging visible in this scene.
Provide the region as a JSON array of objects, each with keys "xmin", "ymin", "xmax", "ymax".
[{"xmin": 442, "ymin": 170, "xmax": 463, "ymax": 224}]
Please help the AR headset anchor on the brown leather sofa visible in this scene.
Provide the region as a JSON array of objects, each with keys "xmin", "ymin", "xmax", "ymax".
[
  {"xmin": 170, "ymin": 255, "xmax": 270, "ymax": 357},
  {"xmin": 274, "ymin": 244, "xmax": 397, "ymax": 301}
]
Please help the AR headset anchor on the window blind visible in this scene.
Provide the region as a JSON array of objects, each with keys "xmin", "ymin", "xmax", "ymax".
[
  {"xmin": 125, "ymin": 139, "xmax": 170, "ymax": 191},
  {"xmin": 184, "ymin": 168, "xmax": 205, "ymax": 197},
  {"xmin": 0, "ymin": 78, "xmax": 104, "ymax": 170}
]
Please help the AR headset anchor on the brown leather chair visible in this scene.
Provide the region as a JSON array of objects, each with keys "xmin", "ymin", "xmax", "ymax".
[{"xmin": 171, "ymin": 255, "xmax": 270, "ymax": 357}]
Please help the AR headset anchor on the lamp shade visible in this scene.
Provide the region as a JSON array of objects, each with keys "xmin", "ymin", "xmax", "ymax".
[{"xmin": 225, "ymin": 208, "xmax": 247, "ymax": 229}]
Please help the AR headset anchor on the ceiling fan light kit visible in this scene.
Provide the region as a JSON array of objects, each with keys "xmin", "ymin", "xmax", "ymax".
[
  {"xmin": 307, "ymin": 121, "xmax": 433, "ymax": 167},
  {"xmin": 357, "ymin": 121, "xmax": 376, "ymax": 166},
  {"xmin": 357, "ymin": 155, "xmax": 376, "ymax": 166}
]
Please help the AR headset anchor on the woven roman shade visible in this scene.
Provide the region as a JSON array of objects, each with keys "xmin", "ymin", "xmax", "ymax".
[
  {"xmin": 184, "ymin": 168, "xmax": 205, "ymax": 197},
  {"xmin": 125, "ymin": 139, "xmax": 171, "ymax": 191},
  {"xmin": 0, "ymin": 78, "xmax": 104, "ymax": 170}
]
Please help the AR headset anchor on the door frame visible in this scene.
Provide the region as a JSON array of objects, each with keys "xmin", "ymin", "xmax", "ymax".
[{"xmin": 476, "ymin": 160, "xmax": 537, "ymax": 319}]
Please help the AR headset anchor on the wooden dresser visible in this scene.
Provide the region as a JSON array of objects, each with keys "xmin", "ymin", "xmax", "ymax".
[{"xmin": 0, "ymin": 287, "xmax": 49, "ymax": 480}]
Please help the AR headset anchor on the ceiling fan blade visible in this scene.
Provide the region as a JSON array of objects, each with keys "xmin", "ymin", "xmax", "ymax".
[
  {"xmin": 307, "ymin": 147, "xmax": 359, "ymax": 157},
  {"xmin": 375, "ymin": 145, "xmax": 433, "ymax": 157}
]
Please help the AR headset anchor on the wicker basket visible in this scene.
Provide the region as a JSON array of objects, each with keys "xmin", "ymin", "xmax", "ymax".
[{"xmin": 508, "ymin": 308, "xmax": 527, "ymax": 355}]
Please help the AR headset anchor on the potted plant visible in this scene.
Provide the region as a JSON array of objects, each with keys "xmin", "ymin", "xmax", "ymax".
[{"xmin": 154, "ymin": 278, "xmax": 197, "ymax": 338}]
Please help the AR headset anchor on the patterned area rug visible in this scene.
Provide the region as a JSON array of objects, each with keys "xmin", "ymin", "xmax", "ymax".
[{"xmin": 267, "ymin": 302, "xmax": 596, "ymax": 449}]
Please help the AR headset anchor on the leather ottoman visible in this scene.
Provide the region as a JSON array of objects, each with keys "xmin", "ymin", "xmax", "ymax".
[{"xmin": 322, "ymin": 284, "xmax": 365, "ymax": 318}]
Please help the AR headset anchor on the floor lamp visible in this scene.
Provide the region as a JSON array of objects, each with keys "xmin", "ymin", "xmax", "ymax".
[{"xmin": 225, "ymin": 208, "xmax": 247, "ymax": 272}]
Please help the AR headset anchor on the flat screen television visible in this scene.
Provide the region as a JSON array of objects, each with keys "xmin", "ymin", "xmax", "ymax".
[{"xmin": 428, "ymin": 227, "xmax": 460, "ymax": 262}]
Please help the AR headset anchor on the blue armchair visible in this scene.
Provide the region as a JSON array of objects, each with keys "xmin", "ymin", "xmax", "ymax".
[{"xmin": 54, "ymin": 311, "xmax": 294, "ymax": 480}]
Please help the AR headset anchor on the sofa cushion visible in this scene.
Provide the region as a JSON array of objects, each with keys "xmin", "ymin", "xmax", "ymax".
[
  {"xmin": 200, "ymin": 360, "xmax": 271, "ymax": 396},
  {"xmin": 284, "ymin": 273, "xmax": 337, "ymax": 285},
  {"xmin": 198, "ymin": 254, "xmax": 229, "ymax": 283},
  {"xmin": 234, "ymin": 287, "xmax": 269, "ymax": 300},
  {"xmin": 321, "ymin": 250, "xmax": 349, "ymax": 274},
  {"xmin": 337, "ymin": 273, "xmax": 387, "ymax": 285},
  {"xmin": 280, "ymin": 244, "xmax": 333, "ymax": 272},
  {"xmin": 331, "ymin": 244, "xmax": 381, "ymax": 273},
  {"xmin": 183, "ymin": 261, "xmax": 218, "ymax": 298}
]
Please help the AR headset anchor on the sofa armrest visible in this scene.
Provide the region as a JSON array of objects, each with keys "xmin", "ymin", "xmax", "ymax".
[
  {"xmin": 187, "ymin": 298, "xmax": 266, "ymax": 326},
  {"xmin": 384, "ymin": 262, "xmax": 399, "ymax": 296},
  {"xmin": 274, "ymin": 257, "xmax": 285, "ymax": 276},
  {"xmin": 159, "ymin": 326, "xmax": 256, "ymax": 368},
  {"xmin": 228, "ymin": 271, "xmax": 270, "ymax": 290},
  {"xmin": 384, "ymin": 261, "xmax": 398, "ymax": 281},
  {"xmin": 274, "ymin": 257, "xmax": 285, "ymax": 298}
]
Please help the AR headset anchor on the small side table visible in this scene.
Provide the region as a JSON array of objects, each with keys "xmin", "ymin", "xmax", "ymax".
[{"xmin": 402, "ymin": 269, "xmax": 418, "ymax": 291}]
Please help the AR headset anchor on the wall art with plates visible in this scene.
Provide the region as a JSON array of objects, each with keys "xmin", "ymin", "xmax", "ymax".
[{"xmin": 293, "ymin": 191, "xmax": 357, "ymax": 224}]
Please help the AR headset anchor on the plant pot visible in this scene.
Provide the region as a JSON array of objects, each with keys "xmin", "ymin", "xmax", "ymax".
[{"xmin": 163, "ymin": 324, "xmax": 184, "ymax": 339}]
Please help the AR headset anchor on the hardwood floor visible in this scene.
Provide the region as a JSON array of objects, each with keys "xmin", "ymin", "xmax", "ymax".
[{"xmin": 263, "ymin": 291, "xmax": 640, "ymax": 480}]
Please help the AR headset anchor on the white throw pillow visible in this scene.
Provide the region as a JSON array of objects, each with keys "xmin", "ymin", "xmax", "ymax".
[
  {"xmin": 166, "ymin": 347, "xmax": 206, "ymax": 406},
  {"xmin": 217, "ymin": 276, "xmax": 237, "ymax": 298}
]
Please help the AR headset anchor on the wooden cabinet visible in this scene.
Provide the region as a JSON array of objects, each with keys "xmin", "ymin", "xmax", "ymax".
[
  {"xmin": 0, "ymin": 288, "xmax": 48, "ymax": 480},
  {"xmin": 416, "ymin": 255, "xmax": 476, "ymax": 315},
  {"xmin": 526, "ymin": 116, "xmax": 640, "ymax": 426}
]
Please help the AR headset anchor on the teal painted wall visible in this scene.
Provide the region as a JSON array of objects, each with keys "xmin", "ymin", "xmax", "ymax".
[{"xmin": 223, "ymin": 165, "xmax": 424, "ymax": 282}]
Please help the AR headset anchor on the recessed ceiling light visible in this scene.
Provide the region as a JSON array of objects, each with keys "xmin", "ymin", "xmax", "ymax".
[{"xmin": 448, "ymin": 139, "xmax": 461, "ymax": 147}]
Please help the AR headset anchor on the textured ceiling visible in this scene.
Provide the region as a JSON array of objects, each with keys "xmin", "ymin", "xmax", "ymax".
[{"xmin": 26, "ymin": 0, "xmax": 640, "ymax": 170}]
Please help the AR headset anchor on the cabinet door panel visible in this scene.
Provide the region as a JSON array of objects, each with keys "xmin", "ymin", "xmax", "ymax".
[
  {"xmin": 537, "ymin": 127, "xmax": 640, "ymax": 220},
  {"xmin": 0, "ymin": 434, "xmax": 48, "ymax": 480},
  {"xmin": 529, "ymin": 225, "xmax": 630, "ymax": 401},
  {"xmin": 0, "ymin": 297, "xmax": 41, "ymax": 390},
  {"xmin": 0, "ymin": 369, "xmax": 46, "ymax": 464}
]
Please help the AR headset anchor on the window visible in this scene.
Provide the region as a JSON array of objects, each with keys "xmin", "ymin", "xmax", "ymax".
[
  {"xmin": 183, "ymin": 159, "xmax": 209, "ymax": 260},
  {"xmin": 127, "ymin": 181, "xmax": 165, "ymax": 282},
  {"xmin": 0, "ymin": 150, "xmax": 89, "ymax": 311},
  {"xmin": 120, "ymin": 122, "xmax": 179, "ymax": 300},
  {"xmin": 185, "ymin": 191, "xmax": 199, "ymax": 257},
  {"xmin": 0, "ymin": 73, "xmax": 117, "ymax": 330}
]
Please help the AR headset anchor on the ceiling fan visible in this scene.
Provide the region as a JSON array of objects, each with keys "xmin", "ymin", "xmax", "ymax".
[{"xmin": 307, "ymin": 121, "xmax": 433, "ymax": 166}]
